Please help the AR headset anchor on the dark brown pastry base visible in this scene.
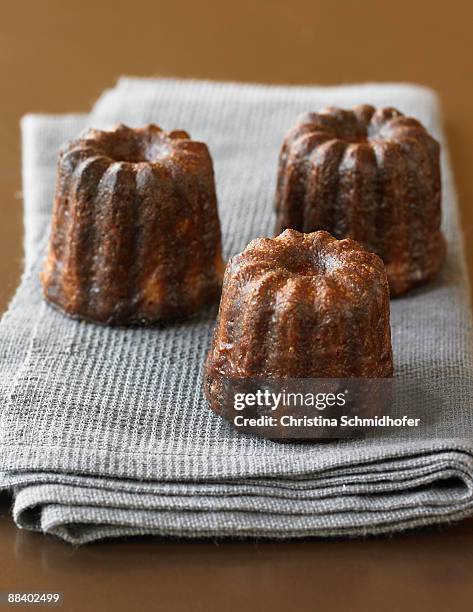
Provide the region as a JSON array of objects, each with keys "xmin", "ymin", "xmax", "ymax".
[
  {"xmin": 386, "ymin": 231, "xmax": 446, "ymax": 297},
  {"xmin": 43, "ymin": 289, "xmax": 221, "ymax": 328}
]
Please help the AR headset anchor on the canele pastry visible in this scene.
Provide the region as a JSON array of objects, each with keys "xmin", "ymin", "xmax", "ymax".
[
  {"xmin": 41, "ymin": 124, "xmax": 224, "ymax": 325},
  {"xmin": 204, "ymin": 230, "xmax": 393, "ymax": 417},
  {"xmin": 275, "ymin": 105, "xmax": 445, "ymax": 296}
]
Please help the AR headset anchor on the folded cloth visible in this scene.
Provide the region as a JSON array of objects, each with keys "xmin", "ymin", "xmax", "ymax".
[{"xmin": 1, "ymin": 78, "xmax": 473, "ymax": 545}]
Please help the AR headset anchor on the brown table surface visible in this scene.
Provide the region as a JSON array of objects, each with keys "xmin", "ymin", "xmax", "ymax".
[{"xmin": 1, "ymin": 1, "xmax": 472, "ymax": 610}]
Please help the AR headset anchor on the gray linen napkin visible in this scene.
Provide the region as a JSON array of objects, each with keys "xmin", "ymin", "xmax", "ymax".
[{"xmin": 1, "ymin": 78, "xmax": 473, "ymax": 544}]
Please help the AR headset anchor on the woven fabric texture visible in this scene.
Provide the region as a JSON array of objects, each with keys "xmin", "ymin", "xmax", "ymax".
[{"xmin": 0, "ymin": 79, "xmax": 472, "ymax": 544}]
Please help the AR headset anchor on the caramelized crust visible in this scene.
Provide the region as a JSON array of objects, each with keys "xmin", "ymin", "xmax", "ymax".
[
  {"xmin": 41, "ymin": 124, "xmax": 224, "ymax": 325},
  {"xmin": 275, "ymin": 105, "xmax": 445, "ymax": 296},
  {"xmin": 205, "ymin": 229, "xmax": 393, "ymax": 415}
]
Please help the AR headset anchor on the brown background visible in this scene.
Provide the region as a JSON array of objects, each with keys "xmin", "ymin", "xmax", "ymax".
[{"xmin": 0, "ymin": 1, "xmax": 472, "ymax": 610}]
